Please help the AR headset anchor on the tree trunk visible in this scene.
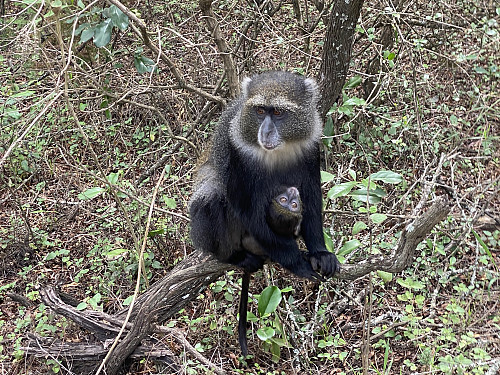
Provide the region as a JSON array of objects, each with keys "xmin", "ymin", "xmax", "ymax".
[{"xmin": 319, "ymin": 0, "xmax": 365, "ymax": 117}]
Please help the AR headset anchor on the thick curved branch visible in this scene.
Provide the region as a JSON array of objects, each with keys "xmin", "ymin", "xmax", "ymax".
[{"xmin": 335, "ymin": 196, "xmax": 450, "ymax": 279}]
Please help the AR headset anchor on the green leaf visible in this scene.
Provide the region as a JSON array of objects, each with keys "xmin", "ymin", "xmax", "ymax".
[
  {"xmin": 472, "ymin": 230, "xmax": 496, "ymax": 267},
  {"xmin": 323, "ymin": 116, "xmax": 334, "ymax": 137},
  {"xmin": 343, "ymin": 97, "xmax": 365, "ymax": 106},
  {"xmin": 103, "ymin": 5, "xmax": 129, "ymax": 31},
  {"xmin": 105, "ymin": 248, "xmax": 128, "ymax": 257},
  {"xmin": 349, "ymin": 189, "xmax": 382, "ymax": 204},
  {"xmin": 370, "ymin": 213, "xmax": 387, "ymax": 224},
  {"xmin": 80, "ymin": 27, "xmax": 95, "ymax": 43},
  {"xmin": 348, "ymin": 169, "xmax": 356, "ymax": 181},
  {"xmin": 327, "ymin": 181, "xmax": 357, "ymax": 199},
  {"xmin": 338, "ymin": 239, "xmax": 361, "ymax": 256},
  {"xmin": 397, "ymin": 277, "xmax": 425, "ymax": 290},
  {"xmin": 93, "ymin": 19, "xmax": 113, "ymax": 47},
  {"xmin": 386, "ymin": 52, "xmax": 396, "ymax": 60},
  {"xmin": 369, "ymin": 170, "xmax": 403, "ymax": 184},
  {"xmin": 123, "ymin": 295, "xmax": 133, "ymax": 306},
  {"xmin": 352, "ymin": 221, "xmax": 367, "ymax": 235},
  {"xmin": 324, "ymin": 230, "xmax": 334, "ymax": 253},
  {"xmin": 148, "ymin": 229, "xmax": 165, "ymax": 237},
  {"xmin": 134, "ymin": 54, "xmax": 156, "ymax": 74},
  {"xmin": 11, "ymin": 90, "xmax": 35, "ymax": 98},
  {"xmin": 164, "ymin": 197, "xmax": 176, "ymax": 209},
  {"xmin": 107, "ymin": 171, "xmax": 120, "ymax": 184},
  {"xmin": 320, "ymin": 171, "xmax": 335, "ymax": 183},
  {"xmin": 344, "ymin": 75, "xmax": 362, "ymax": 89},
  {"xmin": 377, "ymin": 270, "xmax": 393, "ymax": 283},
  {"xmin": 256, "ymin": 327, "xmax": 275, "ymax": 341},
  {"xmin": 78, "ymin": 187, "xmax": 105, "ymax": 200},
  {"xmin": 473, "ymin": 66, "xmax": 488, "ymax": 74},
  {"xmin": 76, "ymin": 302, "xmax": 87, "ymax": 310},
  {"xmin": 258, "ymin": 286, "xmax": 281, "ymax": 316}
]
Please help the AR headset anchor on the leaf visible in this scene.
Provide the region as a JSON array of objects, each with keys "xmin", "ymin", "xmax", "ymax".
[
  {"xmin": 78, "ymin": 187, "xmax": 105, "ymax": 200},
  {"xmin": 256, "ymin": 327, "xmax": 275, "ymax": 341},
  {"xmin": 103, "ymin": 5, "xmax": 129, "ymax": 31},
  {"xmin": 324, "ymin": 230, "xmax": 334, "ymax": 253},
  {"xmin": 397, "ymin": 277, "xmax": 425, "ymax": 290},
  {"xmin": 369, "ymin": 170, "xmax": 403, "ymax": 184},
  {"xmin": 76, "ymin": 302, "xmax": 87, "ymax": 310},
  {"xmin": 352, "ymin": 221, "xmax": 367, "ymax": 235},
  {"xmin": 105, "ymin": 248, "xmax": 128, "ymax": 257},
  {"xmin": 93, "ymin": 18, "xmax": 113, "ymax": 47},
  {"xmin": 323, "ymin": 116, "xmax": 334, "ymax": 137},
  {"xmin": 338, "ymin": 239, "xmax": 361, "ymax": 256},
  {"xmin": 349, "ymin": 189, "xmax": 382, "ymax": 204},
  {"xmin": 80, "ymin": 27, "xmax": 95, "ymax": 43},
  {"xmin": 258, "ymin": 286, "xmax": 282, "ymax": 317},
  {"xmin": 348, "ymin": 169, "xmax": 356, "ymax": 181},
  {"xmin": 344, "ymin": 75, "xmax": 362, "ymax": 89},
  {"xmin": 327, "ymin": 181, "xmax": 357, "ymax": 199},
  {"xmin": 123, "ymin": 295, "xmax": 133, "ymax": 306},
  {"xmin": 320, "ymin": 171, "xmax": 335, "ymax": 183},
  {"xmin": 148, "ymin": 229, "xmax": 165, "ymax": 237},
  {"xmin": 370, "ymin": 213, "xmax": 387, "ymax": 224},
  {"xmin": 472, "ymin": 230, "xmax": 497, "ymax": 267},
  {"xmin": 343, "ymin": 97, "xmax": 365, "ymax": 106},
  {"xmin": 164, "ymin": 197, "xmax": 176, "ymax": 209},
  {"xmin": 134, "ymin": 54, "xmax": 156, "ymax": 74},
  {"xmin": 11, "ymin": 90, "xmax": 35, "ymax": 98},
  {"xmin": 377, "ymin": 270, "xmax": 393, "ymax": 283},
  {"xmin": 107, "ymin": 171, "xmax": 120, "ymax": 184}
]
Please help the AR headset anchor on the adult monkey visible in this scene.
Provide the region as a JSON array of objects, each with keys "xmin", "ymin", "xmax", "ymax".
[{"xmin": 189, "ymin": 71, "xmax": 340, "ymax": 353}]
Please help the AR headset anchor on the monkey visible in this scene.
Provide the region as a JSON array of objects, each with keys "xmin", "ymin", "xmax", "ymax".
[
  {"xmin": 189, "ymin": 71, "xmax": 341, "ymax": 354},
  {"xmin": 238, "ymin": 186, "xmax": 303, "ymax": 356},
  {"xmin": 268, "ymin": 186, "xmax": 302, "ymax": 237},
  {"xmin": 241, "ymin": 186, "xmax": 302, "ymax": 256}
]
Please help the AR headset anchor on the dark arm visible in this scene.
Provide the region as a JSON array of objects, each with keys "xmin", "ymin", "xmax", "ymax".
[{"xmin": 299, "ymin": 149, "xmax": 340, "ymax": 277}]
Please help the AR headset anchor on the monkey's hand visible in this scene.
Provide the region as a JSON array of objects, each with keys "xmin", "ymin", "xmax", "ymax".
[{"xmin": 309, "ymin": 251, "xmax": 340, "ymax": 278}]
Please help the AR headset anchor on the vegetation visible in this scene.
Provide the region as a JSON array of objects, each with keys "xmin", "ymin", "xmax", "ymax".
[{"xmin": 0, "ymin": 0, "xmax": 498, "ymax": 374}]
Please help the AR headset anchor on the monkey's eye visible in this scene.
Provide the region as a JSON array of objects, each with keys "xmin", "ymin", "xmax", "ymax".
[
  {"xmin": 291, "ymin": 202, "xmax": 298, "ymax": 209},
  {"xmin": 273, "ymin": 109, "xmax": 282, "ymax": 116},
  {"xmin": 279, "ymin": 196, "xmax": 288, "ymax": 204},
  {"xmin": 256, "ymin": 107, "xmax": 266, "ymax": 115}
]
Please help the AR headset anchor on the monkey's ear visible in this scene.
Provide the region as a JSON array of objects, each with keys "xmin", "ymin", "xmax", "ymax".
[
  {"xmin": 241, "ymin": 77, "xmax": 252, "ymax": 98},
  {"xmin": 304, "ymin": 77, "xmax": 320, "ymax": 106}
]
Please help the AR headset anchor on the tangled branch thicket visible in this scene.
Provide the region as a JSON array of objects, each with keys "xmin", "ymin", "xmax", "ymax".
[{"xmin": 0, "ymin": 0, "xmax": 499, "ymax": 374}]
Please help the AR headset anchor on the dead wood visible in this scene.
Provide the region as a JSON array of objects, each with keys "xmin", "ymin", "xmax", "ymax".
[{"xmin": 20, "ymin": 196, "xmax": 450, "ymax": 374}]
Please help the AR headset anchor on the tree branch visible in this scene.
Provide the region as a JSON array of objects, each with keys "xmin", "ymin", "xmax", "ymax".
[{"xmin": 21, "ymin": 196, "xmax": 450, "ymax": 373}]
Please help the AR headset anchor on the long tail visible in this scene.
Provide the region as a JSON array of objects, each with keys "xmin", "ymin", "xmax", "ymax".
[{"xmin": 238, "ymin": 271, "xmax": 251, "ymax": 356}]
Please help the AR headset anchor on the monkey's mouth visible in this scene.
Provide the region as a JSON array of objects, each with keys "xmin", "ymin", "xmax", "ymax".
[
  {"xmin": 262, "ymin": 142, "xmax": 279, "ymax": 150},
  {"xmin": 259, "ymin": 138, "xmax": 281, "ymax": 150}
]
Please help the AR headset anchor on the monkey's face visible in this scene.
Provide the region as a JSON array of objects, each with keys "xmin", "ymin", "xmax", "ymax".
[
  {"xmin": 275, "ymin": 186, "xmax": 301, "ymax": 213},
  {"xmin": 230, "ymin": 72, "xmax": 322, "ymax": 168}
]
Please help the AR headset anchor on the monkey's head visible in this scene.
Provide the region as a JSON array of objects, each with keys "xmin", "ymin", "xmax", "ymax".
[
  {"xmin": 230, "ymin": 71, "xmax": 322, "ymax": 169},
  {"xmin": 268, "ymin": 186, "xmax": 303, "ymax": 237}
]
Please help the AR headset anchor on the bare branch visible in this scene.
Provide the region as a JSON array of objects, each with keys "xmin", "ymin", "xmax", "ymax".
[
  {"xmin": 199, "ymin": 0, "xmax": 240, "ymax": 98},
  {"xmin": 107, "ymin": 0, "xmax": 225, "ymax": 104}
]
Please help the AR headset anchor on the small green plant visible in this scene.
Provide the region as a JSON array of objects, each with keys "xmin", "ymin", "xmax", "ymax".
[{"xmin": 247, "ymin": 285, "xmax": 290, "ymax": 362}]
